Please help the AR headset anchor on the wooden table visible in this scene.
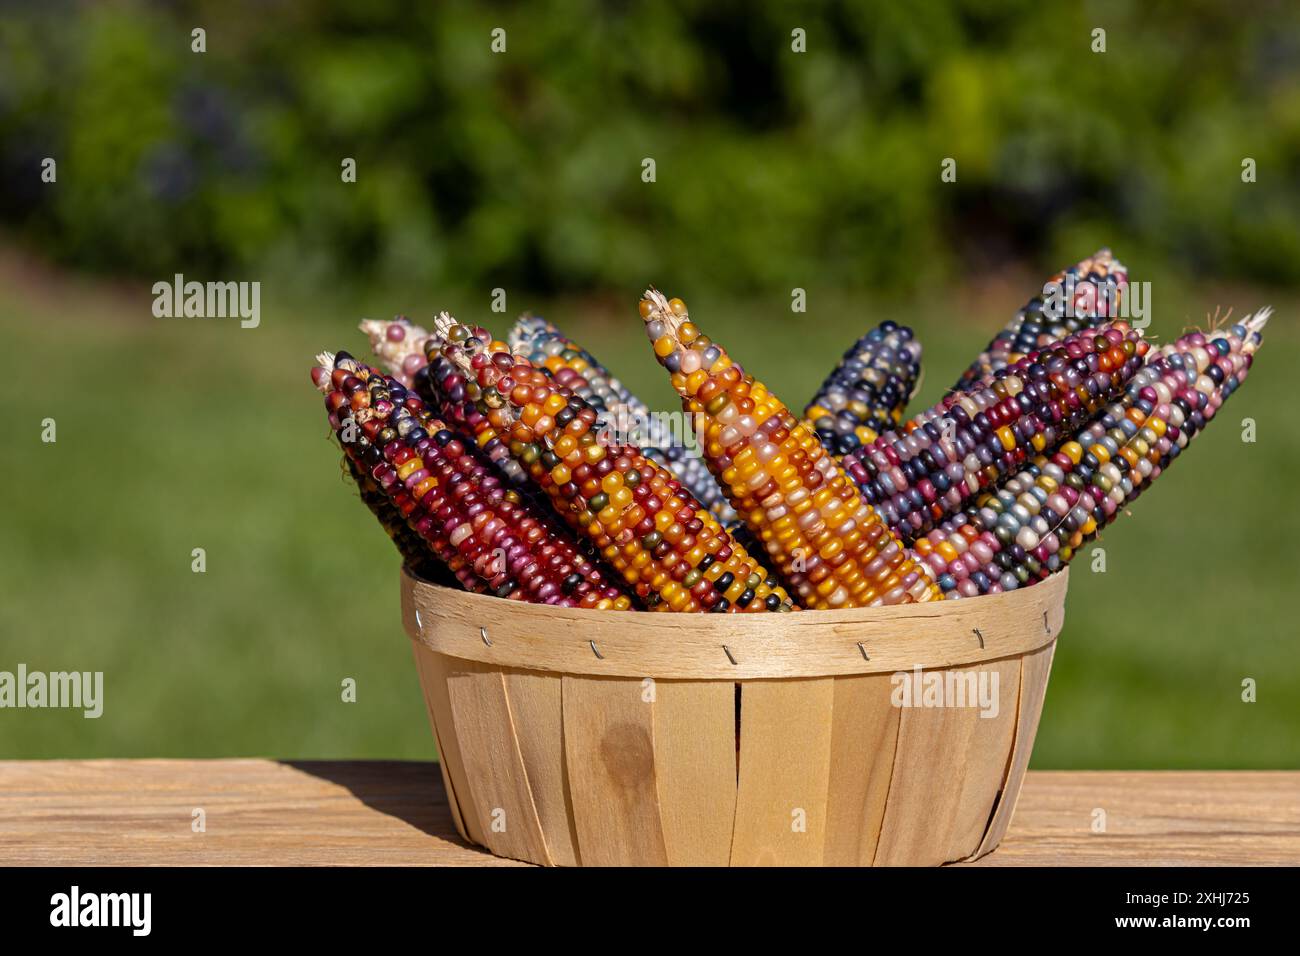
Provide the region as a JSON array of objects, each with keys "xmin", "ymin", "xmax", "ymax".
[{"xmin": 2, "ymin": 761, "xmax": 1296, "ymax": 866}]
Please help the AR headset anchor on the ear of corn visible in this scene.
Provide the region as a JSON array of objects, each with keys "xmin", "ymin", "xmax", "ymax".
[
  {"xmin": 364, "ymin": 317, "xmax": 582, "ymax": 560},
  {"xmin": 509, "ymin": 314, "xmax": 737, "ymax": 523},
  {"xmin": 639, "ymin": 289, "xmax": 940, "ymax": 607},
  {"xmin": 508, "ymin": 315, "xmax": 622, "ymax": 414},
  {"xmin": 343, "ymin": 454, "xmax": 439, "ymax": 574},
  {"xmin": 915, "ymin": 312, "xmax": 1267, "ymax": 596},
  {"xmin": 361, "ymin": 316, "xmax": 526, "ymax": 483},
  {"xmin": 954, "ymin": 250, "xmax": 1129, "ymax": 391},
  {"xmin": 359, "ymin": 316, "xmax": 433, "ymax": 386},
  {"xmin": 314, "ymin": 351, "xmax": 631, "ymax": 608},
  {"xmin": 843, "ymin": 322, "xmax": 1149, "ymax": 542},
  {"xmin": 804, "ymin": 320, "xmax": 922, "ymax": 456},
  {"xmin": 434, "ymin": 314, "xmax": 795, "ymax": 612},
  {"xmin": 402, "ymin": 327, "xmax": 529, "ymax": 487},
  {"xmin": 314, "ymin": 351, "xmax": 486, "ymax": 594}
]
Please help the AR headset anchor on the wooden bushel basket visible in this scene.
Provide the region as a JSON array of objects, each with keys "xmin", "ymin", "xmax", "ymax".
[{"xmin": 401, "ymin": 566, "xmax": 1068, "ymax": 866}]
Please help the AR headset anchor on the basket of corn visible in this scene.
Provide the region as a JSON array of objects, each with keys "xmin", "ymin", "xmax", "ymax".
[{"xmin": 311, "ymin": 250, "xmax": 1269, "ymax": 866}]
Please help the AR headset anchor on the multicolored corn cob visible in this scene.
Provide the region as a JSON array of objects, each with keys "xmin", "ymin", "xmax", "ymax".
[
  {"xmin": 915, "ymin": 311, "xmax": 1267, "ymax": 596},
  {"xmin": 508, "ymin": 316, "xmax": 621, "ymax": 415},
  {"xmin": 639, "ymin": 289, "xmax": 940, "ymax": 608},
  {"xmin": 361, "ymin": 316, "xmax": 534, "ymax": 489},
  {"xmin": 315, "ymin": 352, "xmax": 487, "ymax": 594},
  {"xmin": 434, "ymin": 314, "xmax": 795, "ymax": 612},
  {"xmin": 954, "ymin": 250, "xmax": 1129, "ymax": 391},
  {"xmin": 843, "ymin": 322, "xmax": 1149, "ymax": 542},
  {"xmin": 313, "ymin": 351, "xmax": 630, "ymax": 608},
  {"xmin": 344, "ymin": 454, "xmax": 438, "ymax": 575},
  {"xmin": 805, "ymin": 320, "xmax": 922, "ymax": 455},
  {"xmin": 509, "ymin": 315, "xmax": 736, "ymax": 522},
  {"xmin": 360, "ymin": 316, "xmax": 431, "ymax": 386}
]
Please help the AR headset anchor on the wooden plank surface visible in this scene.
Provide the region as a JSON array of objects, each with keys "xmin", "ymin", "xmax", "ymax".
[
  {"xmin": 1, "ymin": 761, "xmax": 1296, "ymax": 866},
  {"xmin": 0, "ymin": 759, "xmax": 522, "ymax": 867},
  {"xmin": 973, "ymin": 770, "xmax": 1300, "ymax": 867}
]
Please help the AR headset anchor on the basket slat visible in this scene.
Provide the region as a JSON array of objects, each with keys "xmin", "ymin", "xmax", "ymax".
[
  {"xmin": 823, "ymin": 674, "xmax": 902, "ymax": 865},
  {"xmin": 561, "ymin": 676, "xmax": 669, "ymax": 866},
  {"xmin": 411, "ymin": 644, "xmax": 483, "ymax": 846},
  {"xmin": 500, "ymin": 668, "xmax": 580, "ymax": 866},
  {"xmin": 652, "ymin": 680, "xmax": 737, "ymax": 866},
  {"xmin": 943, "ymin": 658, "xmax": 1021, "ymax": 859},
  {"xmin": 731, "ymin": 678, "xmax": 836, "ymax": 866},
  {"xmin": 974, "ymin": 641, "xmax": 1057, "ymax": 858},
  {"xmin": 445, "ymin": 661, "xmax": 553, "ymax": 864},
  {"xmin": 874, "ymin": 664, "xmax": 990, "ymax": 866},
  {"xmin": 410, "ymin": 645, "xmax": 469, "ymax": 844}
]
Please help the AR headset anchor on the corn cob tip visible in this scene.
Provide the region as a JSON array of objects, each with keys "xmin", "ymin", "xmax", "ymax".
[
  {"xmin": 435, "ymin": 317, "xmax": 509, "ymax": 386},
  {"xmin": 639, "ymin": 288, "xmax": 683, "ymax": 324},
  {"xmin": 1088, "ymin": 246, "xmax": 1122, "ymax": 267},
  {"xmin": 359, "ymin": 315, "xmax": 438, "ymax": 386},
  {"xmin": 432, "ymin": 311, "xmax": 459, "ymax": 339},
  {"xmin": 638, "ymin": 288, "xmax": 693, "ymax": 351},
  {"xmin": 641, "ymin": 287, "xmax": 669, "ymax": 312},
  {"xmin": 310, "ymin": 351, "xmax": 337, "ymax": 392},
  {"xmin": 1245, "ymin": 306, "xmax": 1272, "ymax": 334},
  {"xmin": 506, "ymin": 310, "xmax": 546, "ymax": 336},
  {"xmin": 359, "ymin": 315, "xmax": 430, "ymax": 340},
  {"xmin": 506, "ymin": 313, "xmax": 550, "ymax": 355}
]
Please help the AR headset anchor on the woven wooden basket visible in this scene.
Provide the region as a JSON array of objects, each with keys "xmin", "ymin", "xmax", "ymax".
[{"xmin": 401, "ymin": 566, "xmax": 1068, "ymax": 866}]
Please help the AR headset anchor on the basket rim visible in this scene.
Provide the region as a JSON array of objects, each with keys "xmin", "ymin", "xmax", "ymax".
[{"xmin": 400, "ymin": 566, "xmax": 1068, "ymax": 679}]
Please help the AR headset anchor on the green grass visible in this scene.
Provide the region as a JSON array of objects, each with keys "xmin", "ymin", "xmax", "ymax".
[{"xmin": 2, "ymin": 263, "xmax": 1297, "ymax": 767}]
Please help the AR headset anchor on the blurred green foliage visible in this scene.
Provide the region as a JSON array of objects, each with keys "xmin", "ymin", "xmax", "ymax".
[{"xmin": 2, "ymin": 0, "xmax": 1299, "ymax": 295}]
